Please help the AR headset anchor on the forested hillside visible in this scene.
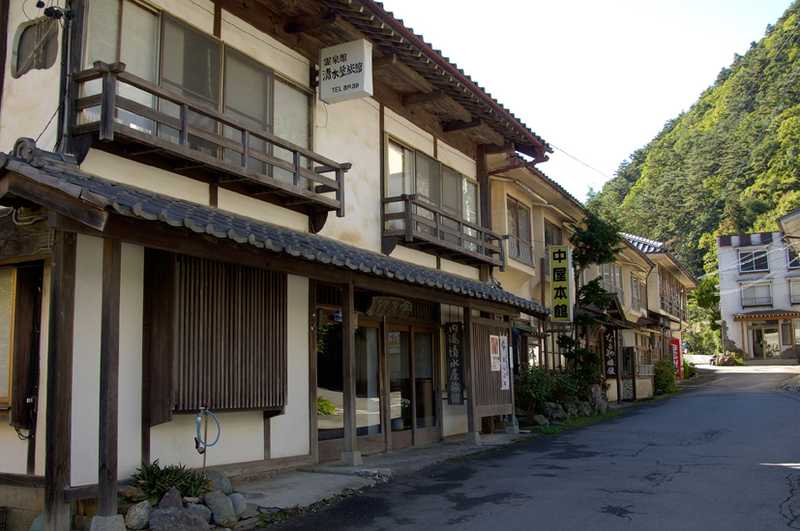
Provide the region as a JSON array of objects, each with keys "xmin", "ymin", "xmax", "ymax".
[{"xmin": 588, "ymin": 2, "xmax": 800, "ymax": 275}]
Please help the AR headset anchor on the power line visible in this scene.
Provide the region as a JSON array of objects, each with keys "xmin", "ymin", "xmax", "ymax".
[{"xmin": 548, "ymin": 142, "xmax": 616, "ymax": 183}]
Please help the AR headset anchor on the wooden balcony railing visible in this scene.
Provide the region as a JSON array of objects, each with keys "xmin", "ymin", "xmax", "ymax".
[
  {"xmin": 382, "ymin": 194, "xmax": 505, "ymax": 268},
  {"xmin": 70, "ymin": 62, "xmax": 350, "ymax": 226}
]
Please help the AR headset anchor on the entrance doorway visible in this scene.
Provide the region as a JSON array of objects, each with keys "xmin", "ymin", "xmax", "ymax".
[{"xmin": 752, "ymin": 326, "xmax": 780, "ymax": 359}]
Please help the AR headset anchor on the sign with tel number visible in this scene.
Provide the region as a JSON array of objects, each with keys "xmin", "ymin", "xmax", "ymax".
[{"xmin": 319, "ymin": 39, "xmax": 373, "ymax": 104}]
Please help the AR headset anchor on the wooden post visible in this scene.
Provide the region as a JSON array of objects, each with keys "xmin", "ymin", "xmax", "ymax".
[
  {"xmin": 98, "ymin": 64, "xmax": 117, "ymax": 142},
  {"xmin": 341, "ymin": 281, "xmax": 362, "ymax": 465},
  {"xmin": 463, "ymin": 306, "xmax": 480, "ymax": 445},
  {"xmin": 97, "ymin": 239, "xmax": 121, "ymax": 516},
  {"xmin": 477, "ymin": 144, "xmax": 491, "ymax": 282},
  {"xmin": 44, "ymin": 231, "xmax": 77, "ymax": 531}
]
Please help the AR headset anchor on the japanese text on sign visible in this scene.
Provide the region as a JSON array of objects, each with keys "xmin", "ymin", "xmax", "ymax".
[
  {"xmin": 319, "ymin": 39, "xmax": 373, "ymax": 104},
  {"xmin": 549, "ymin": 245, "xmax": 574, "ymax": 323}
]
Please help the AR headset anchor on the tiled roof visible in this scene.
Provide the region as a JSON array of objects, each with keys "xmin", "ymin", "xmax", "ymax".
[
  {"xmin": 734, "ymin": 309, "xmax": 800, "ymax": 321},
  {"xmin": 621, "ymin": 233, "xmax": 666, "ymax": 255},
  {"xmin": 0, "ymin": 139, "xmax": 546, "ymax": 316}
]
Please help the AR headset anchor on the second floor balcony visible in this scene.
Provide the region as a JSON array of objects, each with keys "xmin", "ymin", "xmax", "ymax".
[
  {"xmin": 70, "ymin": 62, "xmax": 350, "ymax": 232},
  {"xmin": 382, "ymin": 194, "xmax": 505, "ymax": 268}
]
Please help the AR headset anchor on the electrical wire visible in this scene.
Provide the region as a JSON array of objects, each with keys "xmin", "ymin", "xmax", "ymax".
[{"xmin": 35, "ymin": 105, "xmax": 60, "ymax": 144}]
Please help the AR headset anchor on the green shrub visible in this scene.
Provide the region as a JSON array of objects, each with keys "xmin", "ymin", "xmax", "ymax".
[
  {"xmin": 131, "ymin": 460, "xmax": 210, "ymax": 502},
  {"xmin": 716, "ymin": 351, "xmax": 745, "ymax": 366},
  {"xmin": 683, "ymin": 360, "xmax": 697, "ymax": 378},
  {"xmin": 316, "ymin": 397, "xmax": 336, "ymax": 416},
  {"xmin": 516, "ymin": 366, "xmax": 554, "ymax": 416},
  {"xmin": 654, "ymin": 360, "xmax": 677, "ymax": 395}
]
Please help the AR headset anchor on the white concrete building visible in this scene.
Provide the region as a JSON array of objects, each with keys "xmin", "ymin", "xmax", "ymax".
[{"xmin": 717, "ymin": 231, "xmax": 800, "ymax": 359}]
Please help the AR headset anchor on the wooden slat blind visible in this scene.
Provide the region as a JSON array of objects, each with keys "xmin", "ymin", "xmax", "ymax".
[
  {"xmin": 173, "ymin": 255, "xmax": 286, "ymax": 412},
  {"xmin": 472, "ymin": 322, "xmax": 512, "ymax": 410}
]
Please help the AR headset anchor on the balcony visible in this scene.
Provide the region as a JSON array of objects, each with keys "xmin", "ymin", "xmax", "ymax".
[
  {"xmin": 382, "ymin": 194, "xmax": 505, "ymax": 268},
  {"xmin": 70, "ymin": 62, "xmax": 350, "ymax": 232},
  {"xmin": 660, "ymin": 295, "xmax": 687, "ymax": 321}
]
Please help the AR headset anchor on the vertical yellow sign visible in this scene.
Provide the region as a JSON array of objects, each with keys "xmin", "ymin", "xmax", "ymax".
[{"xmin": 549, "ymin": 245, "xmax": 574, "ymax": 322}]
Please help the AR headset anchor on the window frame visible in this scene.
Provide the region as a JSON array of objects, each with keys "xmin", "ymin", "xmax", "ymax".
[
  {"xmin": 788, "ymin": 244, "xmax": 800, "ymax": 270},
  {"xmin": 790, "ymin": 279, "xmax": 800, "ymax": 305},
  {"xmin": 544, "ymin": 220, "xmax": 563, "ymax": 247},
  {"xmin": 12, "ymin": 15, "xmax": 58, "ymax": 78},
  {"xmin": 740, "ymin": 281, "xmax": 773, "ymax": 308},
  {"xmin": 506, "ymin": 195, "xmax": 533, "ymax": 266},
  {"xmin": 738, "ymin": 248, "xmax": 770, "ymax": 273}
]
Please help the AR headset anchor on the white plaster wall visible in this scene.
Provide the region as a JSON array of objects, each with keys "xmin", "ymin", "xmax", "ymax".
[
  {"xmin": 217, "ymin": 188, "xmax": 307, "ymax": 232},
  {"xmin": 118, "ymin": 244, "xmax": 143, "ymax": 479},
  {"xmin": 390, "ymin": 245, "xmax": 437, "ymax": 269},
  {"xmin": 270, "ymin": 275, "xmax": 310, "ymax": 458},
  {"xmin": 383, "ymin": 108, "xmax": 434, "ymax": 156},
  {"xmin": 81, "ymin": 150, "xmax": 210, "ymax": 205},
  {"xmin": 437, "ymin": 140, "xmax": 475, "ymax": 178},
  {"xmin": 0, "ymin": 0, "xmax": 63, "ymax": 152},
  {"xmin": 71, "ymin": 234, "xmax": 103, "ymax": 486},
  {"xmin": 150, "ymin": 411, "xmax": 264, "ymax": 468},
  {"xmin": 0, "ymin": 418, "xmax": 28, "ymax": 473},
  {"xmin": 220, "ymin": 10, "xmax": 309, "ymax": 88},
  {"xmin": 440, "ymin": 259, "xmax": 479, "ymax": 281},
  {"xmin": 316, "ymin": 97, "xmax": 382, "ymax": 251}
]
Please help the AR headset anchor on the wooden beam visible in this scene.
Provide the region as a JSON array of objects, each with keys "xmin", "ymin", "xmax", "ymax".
[
  {"xmin": 374, "ymin": 54, "xmax": 399, "ymax": 71},
  {"xmin": 44, "ymin": 230, "xmax": 76, "ymax": 531},
  {"xmin": 402, "ymin": 90, "xmax": 447, "ymax": 107},
  {"xmin": 340, "ymin": 281, "xmax": 362, "ymax": 465},
  {"xmin": 442, "ymin": 118, "xmax": 482, "ymax": 133},
  {"xmin": 463, "ymin": 306, "xmax": 480, "ymax": 444},
  {"xmin": 98, "ymin": 238, "xmax": 121, "ymax": 516},
  {"xmin": 285, "ymin": 11, "xmax": 337, "ymax": 34}
]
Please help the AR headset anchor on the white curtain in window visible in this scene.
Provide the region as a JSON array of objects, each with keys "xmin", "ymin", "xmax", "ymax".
[
  {"xmin": 80, "ymin": 0, "xmax": 120, "ymax": 123},
  {"xmin": 463, "ymin": 179, "xmax": 479, "ymax": 252},
  {"xmin": 223, "ymin": 50, "xmax": 270, "ymax": 174},
  {"xmin": 386, "ymin": 142, "xmax": 413, "ymax": 231},
  {"xmin": 273, "ymin": 79, "xmax": 309, "ymax": 186},
  {"xmin": 118, "ymin": 1, "xmax": 159, "ymax": 133}
]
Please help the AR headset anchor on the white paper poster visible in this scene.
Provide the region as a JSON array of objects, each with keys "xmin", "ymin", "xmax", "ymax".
[
  {"xmin": 500, "ymin": 335, "xmax": 510, "ymax": 391},
  {"xmin": 489, "ymin": 335, "xmax": 501, "ymax": 371}
]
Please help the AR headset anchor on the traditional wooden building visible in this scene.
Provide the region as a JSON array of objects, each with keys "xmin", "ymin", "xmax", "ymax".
[{"xmin": 0, "ymin": 0, "xmax": 554, "ymax": 529}]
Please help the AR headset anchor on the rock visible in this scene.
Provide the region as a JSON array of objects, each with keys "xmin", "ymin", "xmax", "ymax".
[
  {"xmin": 150, "ymin": 507, "xmax": 210, "ymax": 531},
  {"xmin": 159, "ymin": 486, "xmax": 184, "ymax": 509},
  {"xmin": 238, "ymin": 516, "xmax": 261, "ymax": 530},
  {"xmin": 204, "ymin": 490, "xmax": 238, "ymax": 527},
  {"xmin": 206, "ymin": 470, "xmax": 233, "ymax": 495},
  {"xmin": 124, "ymin": 500, "xmax": 151, "ymax": 530},
  {"xmin": 577, "ymin": 401, "xmax": 593, "ymax": 417},
  {"xmin": 89, "ymin": 515, "xmax": 126, "ymax": 531},
  {"xmin": 186, "ymin": 502, "xmax": 212, "ymax": 523},
  {"xmin": 119, "ymin": 485, "xmax": 146, "ymax": 501},
  {"xmin": 229, "ymin": 492, "xmax": 247, "ymax": 518},
  {"xmin": 564, "ymin": 401, "xmax": 580, "ymax": 418},
  {"xmin": 240, "ymin": 502, "xmax": 259, "ymax": 519},
  {"xmin": 532, "ymin": 414, "xmax": 550, "ymax": 426},
  {"xmin": 543, "ymin": 402, "xmax": 567, "ymax": 421},
  {"xmin": 183, "ymin": 496, "xmax": 201, "ymax": 504}
]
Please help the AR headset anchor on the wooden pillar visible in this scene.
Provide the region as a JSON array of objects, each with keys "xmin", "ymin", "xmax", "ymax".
[
  {"xmin": 463, "ymin": 306, "xmax": 480, "ymax": 444},
  {"xmin": 340, "ymin": 281, "xmax": 362, "ymax": 465},
  {"xmin": 477, "ymin": 144, "xmax": 491, "ymax": 282},
  {"xmin": 97, "ymin": 239, "xmax": 121, "ymax": 516},
  {"xmin": 44, "ymin": 231, "xmax": 77, "ymax": 531}
]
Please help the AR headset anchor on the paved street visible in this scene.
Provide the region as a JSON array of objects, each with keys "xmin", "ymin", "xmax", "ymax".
[{"xmin": 282, "ymin": 366, "xmax": 800, "ymax": 530}]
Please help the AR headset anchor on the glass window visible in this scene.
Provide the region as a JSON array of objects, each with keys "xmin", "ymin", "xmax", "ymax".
[
  {"xmin": 414, "ymin": 331, "xmax": 436, "ymax": 428},
  {"xmin": 385, "ymin": 141, "xmax": 414, "ymax": 232},
  {"xmin": 316, "ymin": 308, "xmax": 344, "ymax": 440},
  {"xmin": 789, "ymin": 245, "xmax": 800, "ymax": 269},
  {"xmin": 739, "ymin": 249, "xmax": 769, "ymax": 273},
  {"xmin": 741, "ymin": 283, "xmax": 772, "ymax": 307},
  {"xmin": 388, "ymin": 331, "xmax": 412, "ymax": 431},
  {"xmin": 355, "ymin": 327, "xmax": 382, "ymax": 436},
  {"xmin": 273, "ymin": 79, "xmax": 310, "ymax": 186},
  {"xmin": 781, "ymin": 321, "xmax": 793, "ymax": 347},
  {"xmin": 414, "ymin": 153, "xmax": 440, "ymax": 206},
  {"xmin": 440, "ymin": 167, "xmax": 463, "ymax": 246},
  {"xmin": 462, "ymin": 179, "xmax": 479, "ymax": 252},
  {"xmin": 0, "ymin": 268, "xmax": 15, "ymax": 405},
  {"xmin": 795, "ymin": 320, "xmax": 800, "ymax": 347},
  {"xmin": 545, "ymin": 221, "xmax": 563, "ymax": 246},
  {"xmin": 118, "ymin": 1, "xmax": 159, "ymax": 134},
  {"xmin": 507, "ymin": 197, "xmax": 532, "ymax": 264},
  {"xmin": 791, "ymin": 280, "xmax": 800, "ymax": 305},
  {"xmin": 13, "ymin": 17, "xmax": 58, "ymax": 78}
]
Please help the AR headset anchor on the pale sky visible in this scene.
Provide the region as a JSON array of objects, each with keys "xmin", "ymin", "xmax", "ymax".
[{"xmin": 379, "ymin": 0, "xmax": 793, "ymax": 201}]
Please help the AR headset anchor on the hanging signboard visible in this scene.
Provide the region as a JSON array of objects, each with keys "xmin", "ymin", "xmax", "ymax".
[
  {"xmin": 444, "ymin": 322, "xmax": 465, "ymax": 405},
  {"xmin": 319, "ymin": 39, "xmax": 373, "ymax": 104},
  {"xmin": 548, "ymin": 245, "xmax": 575, "ymax": 322},
  {"xmin": 499, "ymin": 335, "xmax": 510, "ymax": 391},
  {"xmin": 489, "ymin": 335, "xmax": 501, "ymax": 371}
]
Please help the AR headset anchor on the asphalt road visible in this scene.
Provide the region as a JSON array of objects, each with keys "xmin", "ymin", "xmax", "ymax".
[{"xmin": 282, "ymin": 365, "xmax": 800, "ymax": 531}]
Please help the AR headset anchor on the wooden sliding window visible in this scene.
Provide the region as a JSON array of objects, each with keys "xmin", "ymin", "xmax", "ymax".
[{"xmin": 144, "ymin": 251, "xmax": 287, "ymax": 422}]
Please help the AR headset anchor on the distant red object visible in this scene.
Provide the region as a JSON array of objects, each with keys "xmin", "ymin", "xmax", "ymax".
[{"xmin": 671, "ymin": 338, "xmax": 683, "ymax": 379}]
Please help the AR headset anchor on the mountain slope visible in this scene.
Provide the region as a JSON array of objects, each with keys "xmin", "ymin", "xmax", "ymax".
[{"xmin": 588, "ymin": 2, "xmax": 800, "ymax": 275}]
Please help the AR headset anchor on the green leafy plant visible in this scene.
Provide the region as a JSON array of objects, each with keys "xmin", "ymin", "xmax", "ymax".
[
  {"xmin": 131, "ymin": 460, "xmax": 210, "ymax": 502},
  {"xmin": 654, "ymin": 360, "xmax": 678, "ymax": 395},
  {"xmin": 716, "ymin": 351, "xmax": 745, "ymax": 366},
  {"xmin": 316, "ymin": 397, "xmax": 336, "ymax": 416},
  {"xmin": 683, "ymin": 360, "xmax": 697, "ymax": 378}
]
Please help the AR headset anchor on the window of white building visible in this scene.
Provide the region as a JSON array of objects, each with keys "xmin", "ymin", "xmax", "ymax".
[
  {"xmin": 790, "ymin": 279, "xmax": 800, "ymax": 305},
  {"xmin": 741, "ymin": 282, "xmax": 772, "ymax": 307},
  {"xmin": 739, "ymin": 248, "xmax": 769, "ymax": 273}
]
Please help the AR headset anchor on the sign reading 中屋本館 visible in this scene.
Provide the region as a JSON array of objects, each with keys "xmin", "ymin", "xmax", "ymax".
[
  {"xmin": 549, "ymin": 245, "xmax": 574, "ymax": 323},
  {"xmin": 319, "ymin": 39, "xmax": 373, "ymax": 104}
]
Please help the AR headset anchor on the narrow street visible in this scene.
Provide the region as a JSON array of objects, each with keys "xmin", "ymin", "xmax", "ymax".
[{"xmin": 282, "ymin": 366, "xmax": 800, "ymax": 530}]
